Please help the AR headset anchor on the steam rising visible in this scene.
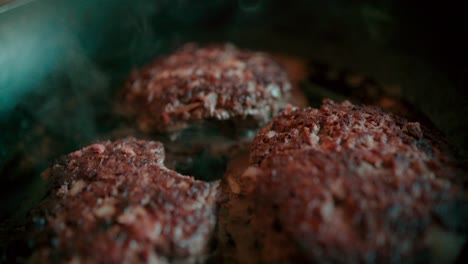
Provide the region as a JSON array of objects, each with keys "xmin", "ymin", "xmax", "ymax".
[
  {"xmin": 0, "ymin": 0, "xmax": 64, "ymax": 116},
  {"xmin": 0, "ymin": 0, "xmax": 163, "ymax": 217},
  {"xmin": 0, "ymin": 0, "xmax": 158, "ymax": 188},
  {"xmin": 0, "ymin": 0, "xmax": 240, "ymax": 189},
  {"xmin": 238, "ymin": 0, "xmax": 263, "ymax": 12},
  {"xmin": 0, "ymin": 3, "xmax": 466, "ymax": 263},
  {"xmin": 0, "ymin": 0, "xmax": 250, "ymax": 219}
]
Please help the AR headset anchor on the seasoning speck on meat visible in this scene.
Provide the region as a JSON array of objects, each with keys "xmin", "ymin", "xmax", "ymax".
[{"xmin": 25, "ymin": 137, "xmax": 220, "ymax": 263}]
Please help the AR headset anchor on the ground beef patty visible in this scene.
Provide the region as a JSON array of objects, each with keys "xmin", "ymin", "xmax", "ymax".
[
  {"xmin": 120, "ymin": 43, "xmax": 292, "ymax": 136},
  {"xmin": 24, "ymin": 137, "xmax": 220, "ymax": 263},
  {"xmin": 217, "ymin": 99, "xmax": 467, "ymax": 263},
  {"xmin": 250, "ymin": 99, "xmax": 458, "ymax": 166},
  {"xmin": 218, "ymin": 150, "xmax": 303, "ymax": 264},
  {"xmin": 248, "ymin": 149, "xmax": 466, "ymax": 263}
]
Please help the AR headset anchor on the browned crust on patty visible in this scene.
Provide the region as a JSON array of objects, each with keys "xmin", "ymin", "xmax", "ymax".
[
  {"xmin": 250, "ymin": 99, "xmax": 459, "ymax": 168},
  {"xmin": 249, "ymin": 148, "xmax": 466, "ymax": 263},
  {"xmin": 240, "ymin": 99, "xmax": 467, "ymax": 263},
  {"xmin": 26, "ymin": 137, "xmax": 220, "ymax": 263},
  {"xmin": 120, "ymin": 43, "xmax": 292, "ymax": 135}
]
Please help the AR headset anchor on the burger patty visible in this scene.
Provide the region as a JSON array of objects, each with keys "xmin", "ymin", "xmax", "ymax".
[
  {"xmin": 218, "ymin": 150, "xmax": 304, "ymax": 264},
  {"xmin": 250, "ymin": 99, "xmax": 458, "ymax": 166},
  {"xmin": 22, "ymin": 137, "xmax": 220, "ymax": 263},
  {"xmin": 248, "ymin": 149, "xmax": 466, "ymax": 263},
  {"xmin": 120, "ymin": 43, "xmax": 293, "ymax": 137},
  {"xmin": 219, "ymin": 99, "xmax": 467, "ymax": 263}
]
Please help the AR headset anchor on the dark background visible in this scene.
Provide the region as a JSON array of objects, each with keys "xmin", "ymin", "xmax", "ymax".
[{"xmin": 0, "ymin": 0, "xmax": 467, "ymax": 220}]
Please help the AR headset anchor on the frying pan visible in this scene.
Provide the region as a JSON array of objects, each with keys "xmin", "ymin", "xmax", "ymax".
[{"xmin": 1, "ymin": 0, "xmax": 467, "ymax": 261}]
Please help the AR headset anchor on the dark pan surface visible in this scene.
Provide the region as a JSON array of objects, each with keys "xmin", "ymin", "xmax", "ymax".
[{"xmin": 1, "ymin": 1, "xmax": 467, "ymax": 261}]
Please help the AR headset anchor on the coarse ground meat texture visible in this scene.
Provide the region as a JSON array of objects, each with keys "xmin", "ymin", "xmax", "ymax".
[
  {"xmin": 232, "ymin": 99, "xmax": 467, "ymax": 263},
  {"xmin": 120, "ymin": 43, "xmax": 292, "ymax": 136},
  {"xmin": 250, "ymin": 99, "xmax": 461, "ymax": 170},
  {"xmin": 245, "ymin": 149, "xmax": 467, "ymax": 263},
  {"xmin": 219, "ymin": 149, "xmax": 466, "ymax": 263},
  {"xmin": 217, "ymin": 150, "xmax": 302, "ymax": 264},
  {"xmin": 23, "ymin": 137, "xmax": 220, "ymax": 263}
]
